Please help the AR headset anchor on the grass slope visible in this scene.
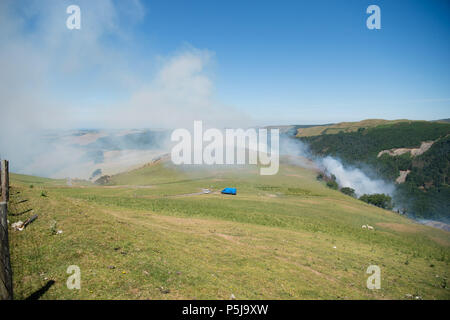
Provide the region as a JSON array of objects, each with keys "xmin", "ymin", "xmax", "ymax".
[
  {"xmin": 296, "ymin": 119, "xmax": 413, "ymax": 137},
  {"xmin": 7, "ymin": 161, "xmax": 450, "ymax": 300}
]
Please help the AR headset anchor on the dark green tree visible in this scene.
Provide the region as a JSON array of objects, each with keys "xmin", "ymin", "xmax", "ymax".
[
  {"xmin": 359, "ymin": 193, "xmax": 393, "ymax": 210},
  {"xmin": 340, "ymin": 187, "xmax": 356, "ymax": 197},
  {"xmin": 326, "ymin": 180, "xmax": 339, "ymax": 190}
]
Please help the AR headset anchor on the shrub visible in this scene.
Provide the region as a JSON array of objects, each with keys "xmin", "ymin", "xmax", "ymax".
[
  {"xmin": 50, "ymin": 221, "xmax": 58, "ymax": 235},
  {"xmin": 359, "ymin": 193, "xmax": 393, "ymax": 209},
  {"xmin": 340, "ymin": 187, "xmax": 356, "ymax": 197},
  {"xmin": 326, "ymin": 180, "xmax": 339, "ymax": 190}
]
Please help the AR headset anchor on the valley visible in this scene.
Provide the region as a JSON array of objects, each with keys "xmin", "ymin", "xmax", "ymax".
[{"xmin": 8, "ymin": 158, "xmax": 450, "ymax": 299}]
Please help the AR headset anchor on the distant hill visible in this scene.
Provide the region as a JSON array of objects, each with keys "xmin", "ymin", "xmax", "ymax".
[
  {"xmin": 433, "ymin": 118, "xmax": 450, "ymax": 123},
  {"xmin": 265, "ymin": 124, "xmax": 333, "ymax": 136},
  {"xmin": 298, "ymin": 120, "xmax": 450, "ymax": 221},
  {"xmin": 296, "ymin": 119, "xmax": 414, "ymax": 137}
]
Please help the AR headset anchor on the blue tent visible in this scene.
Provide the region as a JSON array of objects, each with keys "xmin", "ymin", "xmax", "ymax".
[{"xmin": 221, "ymin": 187, "xmax": 236, "ymax": 195}]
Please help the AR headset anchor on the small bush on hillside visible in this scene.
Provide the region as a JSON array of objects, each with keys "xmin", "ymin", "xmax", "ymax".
[
  {"xmin": 326, "ymin": 180, "xmax": 339, "ymax": 190},
  {"xmin": 340, "ymin": 187, "xmax": 356, "ymax": 197},
  {"xmin": 359, "ymin": 193, "xmax": 393, "ymax": 209},
  {"xmin": 50, "ymin": 221, "xmax": 58, "ymax": 235}
]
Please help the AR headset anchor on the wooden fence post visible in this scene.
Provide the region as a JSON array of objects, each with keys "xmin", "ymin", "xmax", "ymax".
[
  {"xmin": 1, "ymin": 160, "xmax": 9, "ymax": 202},
  {"xmin": 0, "ymin": 202, "xmax": 13, "ymax": 300}
]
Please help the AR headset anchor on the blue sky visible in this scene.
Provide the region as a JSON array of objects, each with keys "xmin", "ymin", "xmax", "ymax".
[
  {"xmin": 1, "ymin": 0, "xmax": 449, "ymax": 128},
  {"xmin": 139, "ymin": 0, "xmax": 450, "ymax": 124}
]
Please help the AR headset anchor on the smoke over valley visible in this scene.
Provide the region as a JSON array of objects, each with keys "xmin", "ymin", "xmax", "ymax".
[
  {"xmin": 280, "ymin": 136, "xmax": 396, "ymax": 198},
  {"xmin": 0, "ymin": 1, "xmax": 448, "ymax": 228}
]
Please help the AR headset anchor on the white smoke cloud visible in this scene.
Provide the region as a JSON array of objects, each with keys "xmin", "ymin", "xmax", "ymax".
[
  {"xmin": 280, "ymin": 136, "xmax": 395, "ymax": 197},
  {"xmin": 104, "ymin": 48, "xmax": 249, "ymax": 129},
  {"xmin": 0, "ymin": 0, "xmax": 249, "ymax": 177},
  {"xmin": 319, "ymin": 156, "xmax": 395, "ymax": 197}
]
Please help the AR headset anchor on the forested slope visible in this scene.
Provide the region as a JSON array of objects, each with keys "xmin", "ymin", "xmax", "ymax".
[{"xmin": 300, "ymin": 121, "xmax": 450, "ymax": 221}]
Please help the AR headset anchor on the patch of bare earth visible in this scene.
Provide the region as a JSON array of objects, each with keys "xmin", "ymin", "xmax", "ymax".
[
  {"xmin": 396, "ymin": 170, "xmax": 410, "ymax": 184},
  {"xmin": 214, "ymin": 233, "xmax": 241, "ymax": 245},
  {"xmin": 103, "ymin": 185, "xmax": 155, "ymax": 189},
  {"xmin": 276, "ymin": 256, "xmax": 337, "ymax": 284},
  {"xmin": 428, "ymin": 236, "xmax": 450, "ymax": 247},
  {"xmin": 377, "ymin": 141, "xmax": 434, "ymax": 158},
  {"xmin": 376, "ymin": 222, "xmax": 421, "ymax": 233}
]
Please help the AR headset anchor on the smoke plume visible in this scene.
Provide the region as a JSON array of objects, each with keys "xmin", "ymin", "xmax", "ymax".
[{"xmin": 280, "ymin": 136, "xmax": 395, "ymax": 197}]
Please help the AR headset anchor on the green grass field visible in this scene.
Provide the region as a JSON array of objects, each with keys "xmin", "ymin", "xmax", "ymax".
[{"xmin": 7, "ymin": 160, "xmax": 450, "ymax": 299}]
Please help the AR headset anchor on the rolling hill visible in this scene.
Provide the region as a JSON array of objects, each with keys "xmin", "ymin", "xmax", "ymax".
[
  {"xmin": 295, "ymin": 119, "xmax": 413, "ymax": 137},
  {"xmin": 298, "ymin": 120, "xmax": 450, "ymax": 222},
  {"xmin": 7, "ymin": 158, "xmax": 450, "ymax": 299}
]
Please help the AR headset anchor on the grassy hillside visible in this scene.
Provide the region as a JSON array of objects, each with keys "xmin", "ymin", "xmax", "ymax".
[
  {"xmin": 296, "ymin": 119, "xmax": 412, "ymax": 137},
  {"xmin": 300, "ymin": 121, "xmax": 450, "ymax": 221},
  {"xmin": 7, "ymin": 161, "xmax": 450, "ymax": 300}
]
